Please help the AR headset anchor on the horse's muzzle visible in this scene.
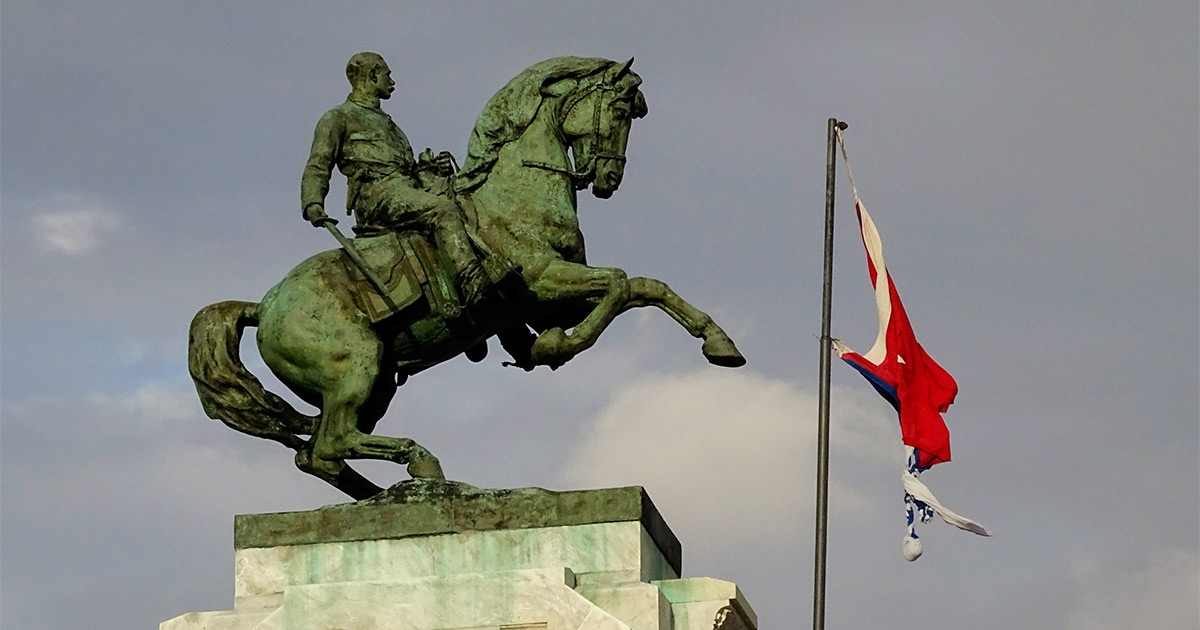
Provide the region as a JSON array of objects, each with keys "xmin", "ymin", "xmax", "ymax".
[{"xmin": 592, "ymin": 162, "xmax": 624, "ymax": 198}]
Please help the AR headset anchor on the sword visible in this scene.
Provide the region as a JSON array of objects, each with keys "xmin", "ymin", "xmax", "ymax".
[{"xmin": 319, "ymin": 220, "xmax": 401, "ymax": 313}]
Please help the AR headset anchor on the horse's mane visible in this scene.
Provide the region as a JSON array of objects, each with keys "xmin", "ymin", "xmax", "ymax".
[{"xmin": 455, "ymin": 56, "xmax": 620, "ymax": 194}]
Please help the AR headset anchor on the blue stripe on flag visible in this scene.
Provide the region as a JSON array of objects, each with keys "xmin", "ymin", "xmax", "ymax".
[{"xmin": 841, "ymin": 358, "xmax": 900, "ymax": 410}]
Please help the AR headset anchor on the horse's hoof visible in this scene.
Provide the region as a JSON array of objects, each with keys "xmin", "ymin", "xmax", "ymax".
[
  {"xmin": 408, "ymin": 456, "xmax": 445, "ymax": 480},
  {"xmin": 295, "ymin": 449, "xmax": 347, "ymax": 483},
  {"xmin": 530, "ymin": 327, "xmax": 570, "ymax": 367},
  {"xmin": 702, "ymin": 334, "xmax": 747, "ymax": 368}
]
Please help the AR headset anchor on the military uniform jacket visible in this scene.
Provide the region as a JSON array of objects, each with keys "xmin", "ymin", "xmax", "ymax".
[{"xmin": 301, "ymin": 95, "xmax": 421, "ymax": 216}]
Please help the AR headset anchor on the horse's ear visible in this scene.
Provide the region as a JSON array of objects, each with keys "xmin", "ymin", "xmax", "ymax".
[{"xmin": 606, "ymin": 57, "xmax": 635, "ymax": 84}]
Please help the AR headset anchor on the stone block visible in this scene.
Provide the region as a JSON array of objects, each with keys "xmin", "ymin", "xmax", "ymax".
[
  {"xmin": 653, "ymin": 578, "xmax": 756, "ymax": 630},
  {"xmin": 575, "ymin": 582, "xmax": 672, "ymax": 630}
]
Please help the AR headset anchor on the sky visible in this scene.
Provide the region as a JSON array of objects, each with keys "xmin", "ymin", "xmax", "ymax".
[{"xmin": 1, "ymin": 1, "xmax": 1197, "ymax": 628}]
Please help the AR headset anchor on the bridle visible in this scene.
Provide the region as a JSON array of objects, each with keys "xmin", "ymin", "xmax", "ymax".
[{"xmin": 522, "ymin": 79, "xmax": 628, "ymax": 190}]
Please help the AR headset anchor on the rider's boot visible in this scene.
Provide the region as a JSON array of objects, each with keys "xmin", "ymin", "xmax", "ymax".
[
  {"xmin": 456, "ymin": 262, "xmax": 494, "ymax": 308},
  {"xmin": 438, "ymin": 217, "xmax": 522, "ymax": 308},
  {"xmin": 478, "ymin": 252, "xmax": 523, "ymax": 300},
  {"xmin": 454, "ymin": 255, "xmax": 521, "ymax": 306}
]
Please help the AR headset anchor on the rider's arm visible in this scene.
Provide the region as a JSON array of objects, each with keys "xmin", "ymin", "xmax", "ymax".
[{"xmin": 301, "ymin": 110, "xmax": 345, "ymax": 225}]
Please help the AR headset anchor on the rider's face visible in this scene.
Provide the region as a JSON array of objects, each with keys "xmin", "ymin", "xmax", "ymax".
[{"xmin": 372, "ymin": 64, "xmax": 396, "ymax": 100}]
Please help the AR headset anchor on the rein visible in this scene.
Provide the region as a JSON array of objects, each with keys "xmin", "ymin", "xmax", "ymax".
[{"xmin": 522, "ymin": 80, "xmax": 625, "ymax": 190}]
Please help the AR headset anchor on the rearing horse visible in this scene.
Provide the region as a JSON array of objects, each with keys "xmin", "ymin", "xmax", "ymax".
[{"xmin": 188, "ymin": 57, "xmax": 745, "ymax": 500}]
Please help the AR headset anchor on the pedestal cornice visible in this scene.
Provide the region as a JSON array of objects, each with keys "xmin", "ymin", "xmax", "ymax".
[{"xmin": 234, "ymin": 483, "xmax": 682, "ymax": 576}]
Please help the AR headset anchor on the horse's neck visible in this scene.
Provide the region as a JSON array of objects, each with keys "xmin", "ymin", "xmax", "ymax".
[
  {"xmin": 466, "ymin": 109, "xmax": 586, "ymax": 266},
  {"xmin": 471, "ymin": 114, "xmax": 578, "ymax": 220}
]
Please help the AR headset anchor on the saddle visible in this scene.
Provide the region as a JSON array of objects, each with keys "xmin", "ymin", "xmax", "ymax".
[{"xmin": 341, "ymin": 231, "xmax": 464, "ymax": 324}]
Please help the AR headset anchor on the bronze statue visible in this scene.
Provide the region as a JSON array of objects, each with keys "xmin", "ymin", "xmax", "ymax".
[{"xmin": 189, "ymin": 56, "xmax": 745, "ymax": 500}]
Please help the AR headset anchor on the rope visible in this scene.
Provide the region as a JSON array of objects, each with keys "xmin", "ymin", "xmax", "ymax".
[{"xmin": 833, "ymin": 126, "xmax": 863, "ymax": 207}]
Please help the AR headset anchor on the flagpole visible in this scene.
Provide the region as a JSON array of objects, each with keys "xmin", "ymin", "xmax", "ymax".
[{"xmin": 814, "ymin": 117, "xmax": 846, "ymax": 630}]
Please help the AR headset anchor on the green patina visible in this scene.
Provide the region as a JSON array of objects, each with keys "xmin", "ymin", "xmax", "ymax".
[{"xmin": 188, "ymin": 55, "xmax": 745, "ymax": 501}]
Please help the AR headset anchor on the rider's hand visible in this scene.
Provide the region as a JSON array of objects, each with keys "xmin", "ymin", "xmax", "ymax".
[
  {"xmin": 435, "ymin": 151, "xmax": 455, "ymax": 176},
  {"xmin": 304, "ymin": 203, "xmax": 337, "ymax": 228}
]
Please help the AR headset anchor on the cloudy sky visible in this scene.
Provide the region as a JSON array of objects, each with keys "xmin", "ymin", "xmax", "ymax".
[{"xmin": 2, "ymin": 1, "xmax": 1196, "ymax": 628}]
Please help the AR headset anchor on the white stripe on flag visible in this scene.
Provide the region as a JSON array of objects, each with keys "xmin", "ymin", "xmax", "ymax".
[{"xmin": 902, "ymin": 471, "xmax": 992, "ymax": 537}]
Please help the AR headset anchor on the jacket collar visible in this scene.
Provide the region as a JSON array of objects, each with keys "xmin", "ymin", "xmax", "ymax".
[{"xmin": 347, "ymin": 93, "xmax": 382, "ymax": 110}]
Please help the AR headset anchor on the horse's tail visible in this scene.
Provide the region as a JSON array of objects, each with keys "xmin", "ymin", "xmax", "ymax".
[{"xmin": 187, "ymin": 300, "xmax": 314, "ymax": 450}]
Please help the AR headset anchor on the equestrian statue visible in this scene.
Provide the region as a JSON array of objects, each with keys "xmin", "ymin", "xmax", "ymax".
[{"xmin": 188, "ymin": 54, "xmax": 745, "ymax": 500}]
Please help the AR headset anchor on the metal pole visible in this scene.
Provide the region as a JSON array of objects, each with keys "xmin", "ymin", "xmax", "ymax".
[{"xmin": 814, "ymin": 117, "xmax": 846, "ymax": 630}]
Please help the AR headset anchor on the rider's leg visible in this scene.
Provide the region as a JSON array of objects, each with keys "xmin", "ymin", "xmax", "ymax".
[
  {"xmin": 426, "ymin": 201, "xmax": 492, "ymax": 306},
  {"xmin": 376, "ymin": 183, "xmax": 476, "ymax": 271},
  {"xmin": 383, "ymin": 186, "xmax": 496, "ymax": 306},
  {"xmin": 427, "ymin": 201, "xmax": 481, "ymax": 272},
  {"xmin": 426, "ymin": 200, "xmax": 525, "ymax": 307}
]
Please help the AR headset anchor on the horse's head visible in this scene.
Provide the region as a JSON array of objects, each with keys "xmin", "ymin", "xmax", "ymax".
[
  {"xmin": 456, "ymin": 57, "xmax": 649, "ymax": 198},
  {"xmin": 560, "ymin": 58, "xmax": 648, "ymax": 199}
]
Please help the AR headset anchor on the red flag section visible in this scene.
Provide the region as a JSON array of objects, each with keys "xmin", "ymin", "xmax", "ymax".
[{"xmin": 832, "ymin": 200, "xmax": 957, "ymax": 468}]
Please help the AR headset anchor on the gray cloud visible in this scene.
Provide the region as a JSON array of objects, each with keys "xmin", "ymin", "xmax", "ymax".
[{"xmin": 1067, "ymin": 548, "xmax": 1200, "ymax": 629}]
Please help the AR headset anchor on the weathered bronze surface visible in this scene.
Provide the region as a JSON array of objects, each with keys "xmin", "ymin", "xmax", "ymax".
[{"xmin": 188, "ymin": 56, "xmax": 745, "ymax": 500}]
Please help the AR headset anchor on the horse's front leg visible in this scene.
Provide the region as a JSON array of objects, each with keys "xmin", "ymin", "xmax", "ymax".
[
  {"xmin": 526, "ymin": 260, "xmax": 630, "ymax": 367},
  {"xmin": 624, "ymin": 276, "xmax": 746, "ymax": 367}
]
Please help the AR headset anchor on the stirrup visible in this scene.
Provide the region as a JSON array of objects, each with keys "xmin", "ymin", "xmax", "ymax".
[
  {"xmin": 456, "ymin": 264, "xmax": 493, "ymax": 308},
  {"xmin": 480, "ymin": 253, "xmax": 519, "ymax": 283}
]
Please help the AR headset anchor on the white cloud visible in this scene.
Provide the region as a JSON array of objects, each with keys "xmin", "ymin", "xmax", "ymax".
[
  {"xmin": 0, "ymin": 380, "xmax": 206, "ymax": 441},
  {"xmin": 1068, "ymin": 548, "xmax": 1200, "ymax": 630},
  {"xmin": 87, "ymin": 381, "xmax": 201, "ymax": 429},
  {"xmin": 559, "ymin": 369, "xmax": 896, "ymax": 551},
  {"xmin": 30, "ymin": 192, "xmax": 121, "ymax": 255}
]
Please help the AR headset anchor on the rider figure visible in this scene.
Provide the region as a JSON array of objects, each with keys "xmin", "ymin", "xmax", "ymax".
[{"xmin": 301, "ymin": 52, "xmax": 499, "ymax": 307}]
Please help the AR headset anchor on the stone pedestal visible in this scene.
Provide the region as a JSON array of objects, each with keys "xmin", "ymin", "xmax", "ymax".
[{"xmin": 162, "ymin": 484, "xmax": 756, "ymax": 630}]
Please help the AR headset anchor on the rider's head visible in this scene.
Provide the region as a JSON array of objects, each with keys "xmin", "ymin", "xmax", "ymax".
[{"xmin": 346, "ymin": 52, "xmax": 395, "ymax": 101}]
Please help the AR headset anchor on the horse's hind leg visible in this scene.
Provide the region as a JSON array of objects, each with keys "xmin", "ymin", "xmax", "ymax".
[
  {"xmin": 624, "ymin": 276, "xmax": 746, "ymax": 367},
  {"xmin": 310, "ymin": 349, "xmax": 445, "ymax": 481}
]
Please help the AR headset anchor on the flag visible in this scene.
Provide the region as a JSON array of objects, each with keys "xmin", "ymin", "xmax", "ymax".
[
  {"xmin": 832, "ymin": 199, "xmax": 957, "ymax": 468},
  {"xmin": 832, "ymin": 195, "xmax": 990, "ymax": 560}
]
